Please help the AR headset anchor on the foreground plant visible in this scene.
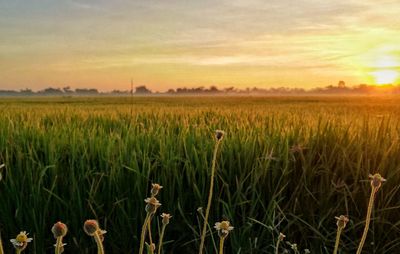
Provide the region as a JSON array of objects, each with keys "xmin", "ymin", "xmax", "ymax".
[
  {"xmin": 158, "ymin": 213, "xmax": 172, "ymax": 254},
  {"xmin": 199, "ymin": 130, "xmax": 225, "ymax": 254},
  {"xmin": 0, "ymin": 164, "xmax": 3, "ymax": 254},
  {"xmin": 139, "ymin": 196, "xmax": 161, "ymax": 254},
  {"xmin": 214, "ymin": 220, "xmax": 233, "ymax": 254},
  {"xmin": 275, "ymin": 233, "xmax": 286, "ymax": 254},
  {"xmin": 0, "ymin": 164, "xmax": 4, "ymax": 182},
  {"xmin": 10, "ymin": 231, "xmax": 33, "ymax": 254},
  {"xmin": 333, "ymin": 215, "xmax": 349, "ymax": 254},
  {"xmin": 52, "ymin": 221, "xmax": 68, "ymax": 254},
  {"xmin": 148, "ymin": 184, "xmax": 163, "ymax": 252},
  {"xmin": 84, "ymin": 220, "xmax": 107, "ymax": 254},
  {"xmin": 0, "ymin": 235, "xmax": 4, "ymax": 254},
  {"xmin": 356, "ymin": 173, "xmax": 386, "ymax": 254}
]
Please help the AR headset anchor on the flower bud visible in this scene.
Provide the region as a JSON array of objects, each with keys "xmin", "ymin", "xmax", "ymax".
[
  {"xmin": 83, "ymin": 220, "xmax": 99, "ymax": 236},
  {"xmin": 52, "ymin": 221, "xmax": 68, "ymax": 238}
]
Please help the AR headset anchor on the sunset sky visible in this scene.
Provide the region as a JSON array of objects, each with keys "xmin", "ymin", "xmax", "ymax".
[{"xmin": 1, "ymin": 0, "xmax": 400, "ymax": 91}]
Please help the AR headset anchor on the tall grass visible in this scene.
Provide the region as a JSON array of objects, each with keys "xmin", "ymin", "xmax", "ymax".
[{"xmin": 0, "ymin": 96, "xmax": 399, "ymax": 253}]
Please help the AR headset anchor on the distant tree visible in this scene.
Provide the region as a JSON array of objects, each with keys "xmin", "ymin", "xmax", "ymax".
[
  {"xmin": 338, "ymin": 80, "xmax": 346, "ymax": 88},
  {"xmin": 134, "ymin": 86, "xmax": 152, "ymax": 94},
  {"xmin": 75, "ymin": 88, "xmax": 99, "ymax": 95},
  {"xmin": 111, "ymin": 90, "xmax": 129, "ymax": 95},
  {"xmin": 39, "ymin": 87, "xmax": 64, "ymax": 95},
  {"xmin": 20, "ymin": 88, "xmax": 34, "ymax": 95},
  {"xmin": 207, "ymin": 86, "xmax": 220, "ymax": 93},
  {"xmin": 224, "ymin": 87, "xmax": 236, "ymax": 93},
  {"xmin": 63, "ymin": 86, "xmax": 74, "ymax": 94}
]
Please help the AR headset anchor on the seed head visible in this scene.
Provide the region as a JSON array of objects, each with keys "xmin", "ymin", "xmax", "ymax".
[
  {"xmin": 215, "ymin": 130, "xmax": 225, "ymax": 141},
  {"xmin": 150, "ymin": 183, "xmax": 163, "ymax": 197},
  {"xmin": 335, "ymin": 215, "xmax": 349, "ymax": 230},
  {"xmin": 149, "ymin": 243, "xmax": 156, "ymax": 252},
  {"xmin": 369, "ymin": 173, "xmax": 386, "ymax": 189},
  {"xmin": 83, "ymin": 220, "xmax": 99, "ymax": 236},
  {"xmin": 278, "ymin": 232, "xmax": 286, "ymax": 241},
  {"xmin": 214, "ymin": 220, "xmax": 234, "ymax": 238},
  {"xmin": 83, "ymin": 220, "xmax": 106, "ymax": 241},
  {"xmin": 290, "ymin": 243, "xmax": 298, "ymax": 251},
  {"xmin": 144, "ymin": 197, "xmax": 161, "ymax": 214},
  {"xmin": 161, "ymin": 213, "xmax": 172, "ymax": 225},
  {"xmin": 52, "ymin": 221, "xmax": 68, "ymax": 238},
  {"xmin": 10, "ymin": 231, "xmax": 33, "ymax": 251}
]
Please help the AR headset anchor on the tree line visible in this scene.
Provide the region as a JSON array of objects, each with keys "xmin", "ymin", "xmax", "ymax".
[{"xmin": 1, "ymin": 82, "xmax": 400, "ymax": 96}]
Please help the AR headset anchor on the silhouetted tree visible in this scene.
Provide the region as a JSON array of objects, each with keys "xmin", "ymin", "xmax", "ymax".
[{"xmin": 134, "ymin": 86, "xmax": 152, "ymax": 94}]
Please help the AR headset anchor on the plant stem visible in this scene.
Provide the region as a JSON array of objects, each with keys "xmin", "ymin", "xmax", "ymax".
[
  {"xmin": 218, "ymin": 237, "xmax": 225, "ymax": 254},
  {"xmin": 333, "ymin": 228, "xmax": 342, "ymax": 254},
  {"xmin": 356, "ymin": 187, "xmax": 377, "ymax": 254},
  {"xmin": 94, "ymin": 231, "xmax": 105, "ymax": 254},
  {"xmin": 55, "ymin": 237, "xmax": 63, "ymax": 254},
  {"xmin": 275, "ymin": 238, "xmax": 281, "ymax": 254},
  {"xmin": 199, "ymin": 140, "xmax": 221, "ymax": 254},
  {"xmin": 139, "ymin": 213, "xmax": 151, "ymax": 254},
  {"xmin": 148, "ymin": 215, "xmax": 153, "ymax": 247},
  {"xmin": 198, "ymin": 209, "xmax": 218, "ymax": 252},
  {"xmin": 0, "ymin": 236, "xmax": 4, "ymax": 254},
  {"xmin": 157, "ymin": 224, "xmax": 167, "ymax": 254},
  {"xmin": 16, "ymin": 250, "xmax": 21, "ymax": 254}
]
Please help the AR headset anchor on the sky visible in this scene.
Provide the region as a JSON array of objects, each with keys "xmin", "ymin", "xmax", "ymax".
[{"xmin": 1, "ymin": 0, "xmax": 400, "ymax": 92}]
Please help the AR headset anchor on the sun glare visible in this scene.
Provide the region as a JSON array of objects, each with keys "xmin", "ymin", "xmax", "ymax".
[
  {"xmin": 371, "ymin": 70, "xmax": 398, "ymax": 85},
  {"xmin": 370, "ymin": 55, "xmax": 399, "ymax": 85}
]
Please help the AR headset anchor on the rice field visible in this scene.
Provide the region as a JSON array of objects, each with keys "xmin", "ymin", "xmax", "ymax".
[{"xmin": 0, "ymin": 95, "xmax": 400, "ymax": 253}]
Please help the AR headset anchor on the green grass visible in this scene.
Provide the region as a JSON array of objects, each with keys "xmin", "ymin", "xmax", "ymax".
[{"xmin": 0, "ymin": 96, "xmax": 399, "ymax": 253}]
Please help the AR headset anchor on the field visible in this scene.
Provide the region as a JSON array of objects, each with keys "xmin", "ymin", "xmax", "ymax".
[{"xmin": 0, "ymin": 96, "xmax": 400, "ymax": 253}]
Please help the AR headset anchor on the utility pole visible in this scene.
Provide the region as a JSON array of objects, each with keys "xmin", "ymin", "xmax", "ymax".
[{"xmin": 130, "ymin": 78, "xmax": 134, "ymax": 116}]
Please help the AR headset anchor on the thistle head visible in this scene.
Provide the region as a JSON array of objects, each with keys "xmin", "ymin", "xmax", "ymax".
[
  {"xmin": 10, "ymin": 231, "xmax": 33, "ymax": 251},
  {"xmin": 369, "ymin": 173, "xmax": 386, "ymax": 189},
  {"xmin": 52, "ymin": 221, "xmax": 68, "ymax": 238},
  {"xmin": 83, "ymin": 220, "xmax": 106, "ymax": 241},
  {"xmin": 145, "ymin": 197, "xmax": 161, "ymax": 214},
  {"xmin": 214, "ymin": 220, "xmax": 234, "ymax": 238},
  {"xmin": 161, "ymin": 213, "xmax": 172, "ymax": 225},
  {"xmin": 83, "ymin": 220, "xmax": 99, "ymax": 236},
  {"xmin": 150, "ymin": 183, "xmax": 163, "ymax": 197},
  {"xmin": 215, "ymin": 130, "xmax": 225, "ymax": 142},
  {"xmin": 335, "ymin": 215, "xmax": 349, "ymax": 230}
]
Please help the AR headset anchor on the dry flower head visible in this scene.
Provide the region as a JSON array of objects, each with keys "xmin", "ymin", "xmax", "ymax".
[
  {"xmin": 335, "ymin": 215, "xmax": 349, "ymax": 230},
  {"xmin": 151, "ymin": 183, "xmax": 163, "ymax": 197},
  {"xmin": 369, "ymin": 173, "xmax": 386, "ymax": 189},
  {"xmin": 10, "ymin": 231, "xmax": 33, "ymax": 251},
  {"xmin": 145, "ymin": 197, "xmax": 162, "ymax": 214},
  {"xmin": 214, "ymin": 220, "xmax": 234, "ymax": 238},
  {"xmin": 161, "ymin": 213, "xmax": 172, "ymax": 225}
]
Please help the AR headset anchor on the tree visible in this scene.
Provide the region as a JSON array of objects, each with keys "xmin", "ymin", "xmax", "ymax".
[{"xmin": 134, "ymin": 86, "xmax": 152, "ymax": 94}]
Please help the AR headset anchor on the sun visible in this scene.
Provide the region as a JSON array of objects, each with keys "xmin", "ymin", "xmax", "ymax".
[
  {"xmin": 371, "ymin": 70, "xmax": 398, "ymax": 85},
  {"xmin": 370, "ymin": 55, "xmax": 399, "ymax": 85}
]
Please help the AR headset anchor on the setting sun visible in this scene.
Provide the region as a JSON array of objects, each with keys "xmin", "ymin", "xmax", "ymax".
[
  {"xmin": 367, "ymin": 54, "xmax": 400, "ymax": 85},
  {"xmin": 371, "ymin": 69, "xmax": 398, "ymax": 85}
]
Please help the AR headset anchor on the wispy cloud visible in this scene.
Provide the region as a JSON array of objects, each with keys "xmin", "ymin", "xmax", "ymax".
[{"xmin": 1, "ymin": 0, "xmax": 400, "ymax": 90}]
